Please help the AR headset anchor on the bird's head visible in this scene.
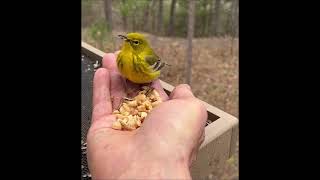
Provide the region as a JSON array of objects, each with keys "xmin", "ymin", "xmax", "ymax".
[{"xmin": 118, "ymin": 33, "xmax": 149, "ymax": 53}]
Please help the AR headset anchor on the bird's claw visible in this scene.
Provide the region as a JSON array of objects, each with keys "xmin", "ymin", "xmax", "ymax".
[
  {"xmin": 145, "ymin": 87, "xmax": 155, "ymax": 97},
  {"xmin": 123, "ymin": 97, "xmax": 134, "ymax": 101},
  {"xmin": 116, "ymin": 97, "xmax": 134, "ymax": 110}
]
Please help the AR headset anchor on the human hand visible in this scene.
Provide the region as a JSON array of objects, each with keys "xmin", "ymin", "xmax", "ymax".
[{"xmin": 87, "ymin": 52, "xmax": 208, "ymax": 179}]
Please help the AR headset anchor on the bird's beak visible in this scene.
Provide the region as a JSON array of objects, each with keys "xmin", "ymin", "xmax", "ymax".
[{"xmin": 118, "ymin": 35, "xmax": 128, "ymax": 41}]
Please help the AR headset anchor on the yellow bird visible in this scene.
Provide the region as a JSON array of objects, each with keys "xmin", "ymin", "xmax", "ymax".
[{"xmin": 117, "ymin": 33, "xmax": 168, "ymax": 95}]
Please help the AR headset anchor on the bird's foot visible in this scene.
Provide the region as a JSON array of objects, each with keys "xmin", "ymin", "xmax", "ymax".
[
  {"xmin": 145, "ymin": 86, "xmax": 155, "ymax": 97},
  {"xmin": 123, "ymin": 97, "xmax": 134, "ymax": 101},
  {"xmin": 140, "ymin": 83, "xmax": 154, "ymax": 97},
  {"xmin": 111, "ymin": 96, "xmax": 134, "ymax": 111},
  {"xmin": 116, "ymin": 96, "xmax": 134, "ymax": 110}
]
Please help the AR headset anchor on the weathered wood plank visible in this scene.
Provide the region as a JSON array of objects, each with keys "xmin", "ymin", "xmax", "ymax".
[
  {"xmin": 81, "ymin": 42, "xmax": 105, "ymax": 62},
  {"xmin": 190, "ymin": 129, "xmax": 232, "ymax": 179},
  {"xmin": 229, "ymin": 124, "xmax": 238, "ymax": 158}
]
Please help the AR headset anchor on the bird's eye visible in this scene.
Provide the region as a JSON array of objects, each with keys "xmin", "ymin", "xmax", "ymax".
[{"xmin": 133, "ymin": 40, "xmax": 139, "ymax": 45}]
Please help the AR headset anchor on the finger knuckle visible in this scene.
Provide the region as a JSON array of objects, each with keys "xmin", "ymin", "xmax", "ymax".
[
  {"xmin": 94, "ymin": 68, "xmax": 108, "ymax": 79},
  {"xmin": 185, "ymin": 98, "xmax": 208, "ymax": 120}
]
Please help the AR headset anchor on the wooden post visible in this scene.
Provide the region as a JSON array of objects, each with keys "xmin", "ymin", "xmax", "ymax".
[{"xmin": 186, "ymin": 0, "xmax": 196, "ymax": 85}]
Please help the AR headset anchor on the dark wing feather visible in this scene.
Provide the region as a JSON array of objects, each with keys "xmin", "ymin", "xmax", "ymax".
[{"xmin": 145, "ymin": 55, "xmax": 166, "ymax": 72}]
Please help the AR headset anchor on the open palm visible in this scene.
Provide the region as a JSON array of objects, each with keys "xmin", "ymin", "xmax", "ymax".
[{"xmin": 86, "ymin": 52, "xmax": 207, "ymax": 179}]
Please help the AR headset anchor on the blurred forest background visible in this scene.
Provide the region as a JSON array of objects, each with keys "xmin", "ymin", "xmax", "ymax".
[{"xmin": 82, "ymin": 0, "xmax": 238, "ymax": 179}]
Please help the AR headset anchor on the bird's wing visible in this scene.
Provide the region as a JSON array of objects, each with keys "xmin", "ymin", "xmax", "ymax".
[{"xmin": 144, "ymin": 55, "xmax": 166, "ymax": 72}]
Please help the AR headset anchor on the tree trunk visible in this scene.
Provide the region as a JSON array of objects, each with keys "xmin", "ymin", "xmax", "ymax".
[
  {"xmin": 122, "ymin": 16, "xmax": 127, "ymax": 31},
  {"xmin": 132, "ymin": 3, "xmax": 138, "ymax": 32},
  {"xmin": 132, "ymin": 12, "xmax": 136, "ymax": 31},
  {"xmin": 167, "ymin": 0, "xmax": 177, "ymax": 36},
  {"xmin": 232, "ymin": 0, "xmax": 239, "ymax": 37},
  {"xmin": 104, "ymin": 0, "xmax": 113, "ymax": 31},
  {"xmin": 201, "ymin": 0, "xmax": 208, "ymax": 36},
  {"xmin": 158, "ymin": 0, "xmax": 164, "ymax": 35},
  {"xmin": 225, "ymin": 9, "xmax": 232, "ymax": 36},
  {"xmin": 186, "ymin": 0, "xmax": 195, "ymax": 85},
  {"xmin": 212, "ymin": 0, "xmax": 221, "ymax": 36},
  {"xmin": 230, "ymin": 0, "xmax": 239, "ymax": 55},
  {"xmin": 151, "ymin": 0, "xmax": 157, "ymax": 33},
  {"xmin": 208, "ymin": 0, "xmax": 214, "ymax": 36},
  {"xmin": 120, "ymin": 0, "xmax": 127, "ymax": 31},
  {"xmin": 143, "ymin": 1, "xmax": 152, "ymax": 32}
]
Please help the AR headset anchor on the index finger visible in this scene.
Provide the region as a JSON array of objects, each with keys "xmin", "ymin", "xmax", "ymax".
[
  {"xmin": 92, "ymin": 68, "xmax": 113, "ymax": 122},
  {"xmin": 102, "ymin": 51, "xmax": 120, "ymax": 72},
  {"xmin": 102, "ymin": 52, "xmax": 126, "ymax": 109},
  {"xmin": 151, "ymin": 80, "xmax": 169, "ymax": 101}
]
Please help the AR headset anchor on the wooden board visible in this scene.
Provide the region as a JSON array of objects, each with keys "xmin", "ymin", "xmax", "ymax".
[
  {"xmin": 81, "ymin": 41, "xmax": 239, "ymax": 178},
  {"xmin": 190, "ymin": 129, "xmax": 233, "ymax": 180}
]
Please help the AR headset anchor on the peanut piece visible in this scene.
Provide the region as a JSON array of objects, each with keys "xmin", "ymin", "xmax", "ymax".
[
  {"xmin": 127, "ymin": 100, "xmax": 138, "ymax": 107},
  {"xmin": 119, "ymin": 120, "xmax": 126, "ymax": 126},
  {"xmin": 143, "ymin": 101, "xmax": 152, "ymax": 110},
  {"xmin": 122, "ymin": 103, "xmax": 131, "ymax": 112},
  {"xmin": 136, "ymin": 119, "xmax": 141, "ymax": 126},
  {"xmin": 115, "ymin": 114, "xmax": 126, "ymax": 119},
  {"xmin": 113, "ymin": 110, "xmax": 120, "ymax": 114},
  {"xmin": 137, "ymin": 105, "xmax": 146, "ymax": 112},
  {"xmin": 147, "ymin": 104, "xmax": 153, "ymax": 110},
  {"xmin": 136, "ymin": 94, "xmax": 146, "ymax": 103},
  {"xmin": 119, "ymin": 106, "xmax": 125, "ymax": 114},
  {"xmin": 112, "ymin": 121, "xmax": 122, "ymax": 130},
  {"xmin": 133, "ymin": 115, "xmax": 139, "ymax": 120},
  {"xmin": 127, "ymin": 116, "xmax": 137, "ymax": 129},
  {"xmin": 149, "ymin": 95, "xmax": 156, "ymax": 101},
  {"xmin": 131, "ymin": 109, "xmax": 139, "ymax": 115},
  {"xmin": 123, "ymin": 111, "xmax": 130, "ymax": 116},
  {"xmin": 140, "ymin": 112, "xmax": 147, "ymax": 119},
  {"xmin": 121, "ymin": 117, "xmax": 129, "ymax": 124},
  {"xmin": 111, "ymin": 87, "xmax": 163, "ymax": 131},
  {"xmin": 151, "ymin": 101, "xmax": 161, "ymax": 107}
]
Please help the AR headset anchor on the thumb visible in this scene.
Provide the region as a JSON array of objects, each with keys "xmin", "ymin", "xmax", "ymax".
[{"xmin": 169, "ymin": 84, "xmax": 195, "ymax": 100}]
